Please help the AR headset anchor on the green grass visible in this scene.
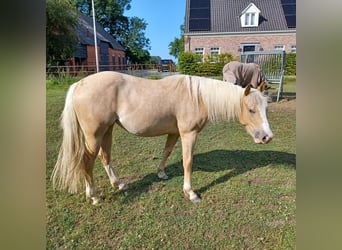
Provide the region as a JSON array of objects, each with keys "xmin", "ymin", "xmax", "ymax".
[
  {"xmin": 267, "ymin": 76, "xmax": 296, "ymax": 101},
  {"xmin": 46, "ymin": 76, "xmax": 296, "ymax": 249}
]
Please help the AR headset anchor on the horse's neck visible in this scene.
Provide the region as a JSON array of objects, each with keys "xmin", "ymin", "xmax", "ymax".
[{"xmin": 196, "ymin": 77, "xmax": 243, "ymax": 122}]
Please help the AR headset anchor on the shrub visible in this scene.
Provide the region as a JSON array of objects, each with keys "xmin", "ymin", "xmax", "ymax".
[
  {"xmin": 179, "ymin": 51, "xmax": 296, "ymax": 76},
  {"xmin": 285, "ymin": 53, "xmax": 296, "ymax": 75},
  {"xmin": 178, "ymin": 52, "xmax": 200, "ymax": 75},
  {"xmin": 178, "ymin": 52, "xmax": 235, "ymax": 76}
]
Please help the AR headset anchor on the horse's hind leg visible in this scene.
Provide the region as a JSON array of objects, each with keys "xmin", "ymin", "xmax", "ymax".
[
  {"xmin": 83, "ymin": 136, "xmax": 101, "ymax": 205},
  {"xmin": 98, "ymin": 125, "xmax": 128, "ymax": 191},
  {"xmin": 157, "ymin": 134, "xmax": 179, "ymax": 179}
]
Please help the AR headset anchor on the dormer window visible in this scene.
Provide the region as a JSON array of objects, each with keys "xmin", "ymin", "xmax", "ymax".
[
  {"xmin": 245, "ymin": 13, "xmax": 256, "ymax": 26},
  {"xmin": 241, "ymin": 3, "xmax": 260, "ymax": 27}
]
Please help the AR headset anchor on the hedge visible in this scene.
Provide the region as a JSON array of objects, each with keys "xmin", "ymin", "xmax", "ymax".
[
  {"xmin": 178, "ymin": 51, "xmax": 296, "ymax": 76},
  {"xmin": 178, "ymin": 52, "xmax": 235, "ymax": 76},
  {"xmin": 285, "ymin": 53, "xmax": 296, "ymax": 75}
]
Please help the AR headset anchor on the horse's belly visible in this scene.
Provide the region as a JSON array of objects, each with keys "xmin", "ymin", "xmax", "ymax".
[{"xmin": 117, "ymin": 115, "xmax": 178, "ymax": 136}]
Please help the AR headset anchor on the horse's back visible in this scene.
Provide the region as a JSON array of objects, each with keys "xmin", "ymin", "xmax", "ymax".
[
  {"xmin": 223, "ymin": 62, "xmax": 264, "ymax": 88},
  {"xmin": 71, "ymin": 72, "xmax": 197, "ymax": 136}
]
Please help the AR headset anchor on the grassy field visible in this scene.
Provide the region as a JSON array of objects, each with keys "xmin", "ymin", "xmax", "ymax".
[{"xmin": 46, "ymin": 75, "xmax": 296, "ymax": 249}]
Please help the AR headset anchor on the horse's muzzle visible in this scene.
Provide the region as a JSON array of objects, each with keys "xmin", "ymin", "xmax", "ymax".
[{"xmin": 254, "ymin": 131, "xmax": 273, "ymax": 144}]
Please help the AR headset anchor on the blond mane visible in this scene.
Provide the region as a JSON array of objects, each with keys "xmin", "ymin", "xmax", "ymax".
[{"xmin": 182, "ymin": 75, "xmax": 245, "ymax": 122}]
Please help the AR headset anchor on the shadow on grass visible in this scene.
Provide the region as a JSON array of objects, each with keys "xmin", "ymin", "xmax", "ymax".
[{"xmin": 118, "ymin": 150, "xmax": 295, "ymax": 203}]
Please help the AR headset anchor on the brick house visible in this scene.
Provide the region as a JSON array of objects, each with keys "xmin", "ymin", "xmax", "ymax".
[
  {"xmin": 71, "ymin": 13, "xmax": 126, "ymax": 72},
  {"xmin": 184, "ymin": 0, "xmax": 296, "ymax": 59}
]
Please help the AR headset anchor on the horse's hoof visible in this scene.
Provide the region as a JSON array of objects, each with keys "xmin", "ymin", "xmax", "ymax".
[
  {"xmin": 190, "ymin": 196, "xmax": 201, "ymax": 203},
  {"xmin": 118, "ymin": 182, "xmax": 128, "ymax": 191},
  {"xmin": 157, "ymin": 172, "xmax": 169, "ymax": 180},
  {"xmin": 92, "ymin": 197, "xmax": 101, "ymax": 205},
  {"xmin": 183, "ymin": 190, "xmax": 201, "ymax": 203}
]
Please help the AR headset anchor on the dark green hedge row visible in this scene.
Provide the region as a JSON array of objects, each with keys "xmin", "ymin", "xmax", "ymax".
[
  {"xmin": 178, "ymin": 52, "xmax": 296, "ymax": 76},
  {"xmin": 285, "ymin": 53, "xmax": 296, "ymax": 75},
  {"xmin": 178, "ymin": 52, "xmax": 235, "ymax": 76}
]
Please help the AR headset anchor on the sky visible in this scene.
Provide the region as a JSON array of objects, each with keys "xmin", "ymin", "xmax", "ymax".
[{"xmin": 125, "ymin": 0, "xmax": 186, "ymax": 62}]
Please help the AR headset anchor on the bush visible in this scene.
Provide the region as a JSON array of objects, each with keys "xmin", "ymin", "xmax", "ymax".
[
  {"xmin": 178, "ymin": 52, "xmax": 235, "ymax": 76},
  {"xmin": 197, "ymin": 63, "xmax": 221, "ymax": 76},
  {"xmin": 179, "ymin": 51, "xmax": 296, "ymax": 76},
  {"xmin": 285, "ymin": 53, "xmax": 296, "ymax": 75},
  {"xmin": 178, "ymin": 52, "xmax": 200, "ymax": 74}
]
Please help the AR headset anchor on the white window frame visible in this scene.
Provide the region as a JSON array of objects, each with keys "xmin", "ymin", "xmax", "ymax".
[
  {"xmin": 244, "ymin": 12, "xmax": 256, "ymax": 26},
  {"xmin": 194, "ymin": 47, "xmax": 204, "ymax": 62},
  {"xmin": 274, "ymin": 45, "xmax": 285, "ymax": 51},
  {"xmin": 210, "ymin": 47, "xmax": 220, "ymax": 63},
  {"xmin": 291, "ymin": 45, "xmax": 296, "ymax": 53}
]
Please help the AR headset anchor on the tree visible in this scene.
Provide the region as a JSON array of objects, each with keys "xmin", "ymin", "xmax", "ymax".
[
  {"xmin": 46, "ymin": 0, "xmax": 79, "ymax": 65},
  {"xmin": 150, "ymin": 56, "xmax": 161, "ymax": 64},
  {"xmin": 72, "ymin": 0, "xmax": 151, "ymax": 63},
  {"xmin": 168, "ymin": 24, "xmax": 184, "ymax": 59},
  {"xmin": 121, "ymin": 17, "xmax": 151, "ymax": 64},
  {"xmin": 72, "ymin": 0, "xmax": 131, "ymax": 39}
]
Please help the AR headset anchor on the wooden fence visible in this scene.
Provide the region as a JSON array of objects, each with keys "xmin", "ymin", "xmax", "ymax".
[{"xmin": 46, "ymin": 63, "xmax": 159, "ymax": 77}]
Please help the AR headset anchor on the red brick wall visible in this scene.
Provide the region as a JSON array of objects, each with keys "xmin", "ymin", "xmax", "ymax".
[
  {"xmin": 86, "ymin": 46, "xmax": 126, "ymax": 70},
  {"xmin": 108, "ymin": 48, "xmax": 126, "ymax": 65},
  {"xmin": 69, "ymin": 45, "xmax": 126, "ymax": 72},
  {"xmin": 184, "ymin": 33, "xmax": 296, "ymax": 58}
]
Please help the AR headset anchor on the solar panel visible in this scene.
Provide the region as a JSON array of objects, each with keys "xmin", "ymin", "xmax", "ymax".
[
  {"xmin": 282, "ymin": 4, "xmax": 296, "ymax": 15},
  {"xmin": 281, "ymin": 0, "xmax": 296, "ymax": 4},
  {"xmin": 189, "ymin": 0, "xmax": 211, "ymax": 31},
  {"xmin": 280, "ymin": 0, "xmax": 296, "ymax": 28},
  {"xmin": 190, "ymin": 0, "xmax": 210, "ymax": 9},
  {"xmin": 189, "ymin": 19, "xmax": 210, "ymax": 31},
  {"xmin": 285, "ymin": 15, "xmax": 296, "ymax": 28}
]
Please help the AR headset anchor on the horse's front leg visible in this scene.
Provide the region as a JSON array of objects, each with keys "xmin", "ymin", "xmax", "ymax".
[{"xmin": 180, "ymin": 131, "xmax": 201, "ymax": 203}]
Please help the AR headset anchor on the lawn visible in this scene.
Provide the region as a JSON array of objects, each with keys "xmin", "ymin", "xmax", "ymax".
[{"xmin": 46, "ymin": 75, "xmax": 296, "ymax": 249}]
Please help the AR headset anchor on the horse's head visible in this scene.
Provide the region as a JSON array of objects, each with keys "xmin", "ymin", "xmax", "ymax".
[{"xmin": 239, "ymin": 82, "xmax": 273, "ymax": 144}]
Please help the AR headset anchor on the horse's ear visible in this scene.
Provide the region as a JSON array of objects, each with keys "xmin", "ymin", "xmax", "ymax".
[
  {"xmin": 258, "ymin": 81, "xmax": 267, "ymax": 92},
  {"xmin": 244, "ymin": 84, "xmax": 251, "ymax": 96}
]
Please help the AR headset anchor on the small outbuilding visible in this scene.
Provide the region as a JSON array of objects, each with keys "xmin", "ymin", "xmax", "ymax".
[{"xmin": 70, "ymin": 13, "xmax": 126, "ymax": 73}]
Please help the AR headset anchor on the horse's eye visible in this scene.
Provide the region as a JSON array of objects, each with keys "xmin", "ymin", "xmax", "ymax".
[{"xmin": 249, "ymin": 109, "xmax": 255, "ymax": 114}]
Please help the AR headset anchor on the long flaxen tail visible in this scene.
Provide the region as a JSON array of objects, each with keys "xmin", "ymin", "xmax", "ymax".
[{"xmin": 52, "ymin": 82, "xmax": 85, "ymax": 193}]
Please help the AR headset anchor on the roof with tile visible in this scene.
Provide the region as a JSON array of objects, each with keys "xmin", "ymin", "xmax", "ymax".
[
  {"xmin": 185, "ymin": 0, "xmax": 296, "ymax": 34},
  {"xmin": 74, "ymin": 13, "xmax": 125, "ymax": 51}
]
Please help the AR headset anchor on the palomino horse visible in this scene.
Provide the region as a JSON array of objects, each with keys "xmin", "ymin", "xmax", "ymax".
[{"xmin": 52, "ymin": 71, "xmax": 273, "ymax": 204}]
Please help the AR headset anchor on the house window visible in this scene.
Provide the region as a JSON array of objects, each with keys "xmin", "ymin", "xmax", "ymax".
[
  {"xmin": 245, "ymin": 13, "xmax": 256, "ymax": 26},
  {"xmin": 291, "ymin": 45, "xmax": 296, "ymax": 53},
  {"xmin": 241, "ymin": 3, "xmax": 260, "ymax": 27},
  {"xmin": 274, "ymin": 45, "xmax": 285, "ymax": 51},
  {"xmin": 194, "ymin": 48, "xmax": 204, "ymax": 62},
  {"xmin": 240, "ymin": 43, "xmax": 259, "ymax": 63},
  {"xmin": 210, "ymin": 47, "xmax": 220, "ymax": 63},
  {"xmin": 241, "ymin": 43, "xmax": 258, "ymax": 53}
]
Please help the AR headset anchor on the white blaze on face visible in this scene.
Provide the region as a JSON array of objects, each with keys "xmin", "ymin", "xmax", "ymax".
[
  {"xmin": 261, "ymin": 103, "xmax": 273, "ymax": 137},
  {"xmin": 257, "ymin": 101, "xmax": 273, "ymax": 143},
  {"xmin": 239, "ymin": 87, "xmax": 274, "ymax": 144}
]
